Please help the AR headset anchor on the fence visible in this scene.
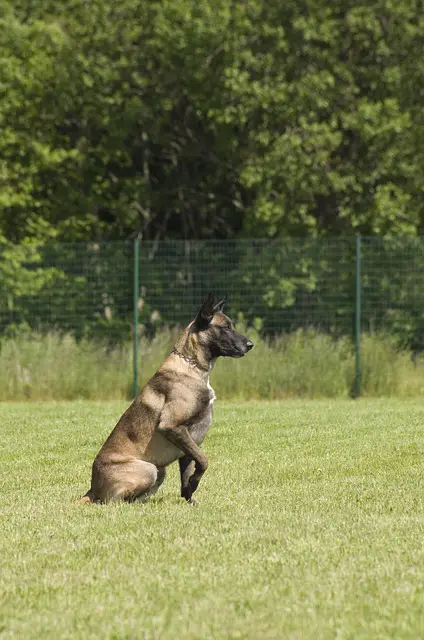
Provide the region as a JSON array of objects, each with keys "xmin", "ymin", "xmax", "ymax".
[{"xmin": 1, "ymin": 237, "xmax": 424, "ymax": 396}]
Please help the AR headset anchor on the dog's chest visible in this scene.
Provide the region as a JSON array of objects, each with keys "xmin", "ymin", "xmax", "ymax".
[{"xmin": 189, "ymin": 379, "xmax": 216, "ymax": 445}]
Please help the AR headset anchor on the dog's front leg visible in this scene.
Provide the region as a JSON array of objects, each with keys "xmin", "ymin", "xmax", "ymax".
[
  {"xmin": 158, "ymin": 423, "xmax": 208, "ymax": 502},
  {"xmin": 179, "ymin": 455, "xmax": 197, "ymax": 504}
]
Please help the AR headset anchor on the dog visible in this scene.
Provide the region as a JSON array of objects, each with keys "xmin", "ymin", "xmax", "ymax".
[{"xmin": 79, "ymin": 293, "xmax": 254, "ymax": 505}]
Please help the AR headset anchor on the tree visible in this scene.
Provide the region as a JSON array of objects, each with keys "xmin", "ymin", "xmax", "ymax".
[{"xmin": 1, "ymin": 0, "xmax": 424, "ymax": 242}]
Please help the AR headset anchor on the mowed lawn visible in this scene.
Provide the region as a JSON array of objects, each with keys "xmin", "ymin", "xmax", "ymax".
[{"xmin": 1, "ymin": 400, "xmax": 423, "ymax": 639}]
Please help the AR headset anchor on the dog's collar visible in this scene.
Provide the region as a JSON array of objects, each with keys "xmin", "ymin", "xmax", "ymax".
[{"xmin": 171, "ymin": 348, "xmax": 210, "ymax": 372}]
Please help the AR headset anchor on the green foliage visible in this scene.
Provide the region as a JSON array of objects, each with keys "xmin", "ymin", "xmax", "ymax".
[
  {"xmin": 1, "ymin": 0, "xmax": 424, "ymax": 241},
  {"xmin": 0, "ymin": 233, "xmax": 60, "ymax": 325},
  {"xmin": 1, "ymin": 3, "xmax": 424, "ymax": 357},
  {"xmin": 228, "ymin": 1, "xmax": 424, "ymax": 236}
]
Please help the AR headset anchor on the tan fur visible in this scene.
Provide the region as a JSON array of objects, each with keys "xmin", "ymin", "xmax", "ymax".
[{"xmin": 78, "ymin": 294, "xmax": 253, "ymax": 505}]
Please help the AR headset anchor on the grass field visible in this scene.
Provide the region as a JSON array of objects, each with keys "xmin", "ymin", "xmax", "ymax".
[{"xmin": 1, "ymin": 399, "xmax": 423, "ymax": 639}]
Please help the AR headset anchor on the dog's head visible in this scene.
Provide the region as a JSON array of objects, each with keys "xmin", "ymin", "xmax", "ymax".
[{"xmin": 190, "ymin": 293, "xmax": 254, "ymax": 359}]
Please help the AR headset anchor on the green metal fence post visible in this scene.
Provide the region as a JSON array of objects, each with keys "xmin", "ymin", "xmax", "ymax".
[
  {"xmin": 355, "ymin": 234, "xmax": 361, "ymax": 398},
  {"xmin": 133, "ymin": 237, "xmax": 140, "ymax": 397}
]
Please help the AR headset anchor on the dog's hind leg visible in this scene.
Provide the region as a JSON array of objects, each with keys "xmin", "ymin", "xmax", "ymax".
[
  {"xmin": 138, "ymin": 466, "xmax": 166, "ymax": 502},
  {"xmin": 95, "ymin": 458, "xmax": 159, "ymax": 503}
]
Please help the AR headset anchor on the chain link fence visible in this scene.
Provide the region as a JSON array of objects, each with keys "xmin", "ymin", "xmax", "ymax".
[{"xmin": 1, "ymin": 237, "xmax": 424, "ymax": 394}]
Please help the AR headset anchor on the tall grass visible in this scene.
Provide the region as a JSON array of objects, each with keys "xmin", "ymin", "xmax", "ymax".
[
  {"xmin": 0, "ymin": 330, "xmax": 176, "ymax": 402},
  {"xmin": 0, "ymin": 329, "xmax": 423, "ymax": 401}
]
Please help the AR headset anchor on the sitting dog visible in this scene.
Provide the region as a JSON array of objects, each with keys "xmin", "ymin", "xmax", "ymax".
[{"xmin": 79, "ymin": 294, "xmax": 253, "ymax": 504}]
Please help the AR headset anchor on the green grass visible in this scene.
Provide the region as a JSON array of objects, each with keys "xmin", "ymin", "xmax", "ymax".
[
  {"xmin": 1, "ymin": 329, "xmax": 424, "ymax": 400},
  {"xmin": 1, "ymin": 399, "xmax": 423, "ymax": 639}
]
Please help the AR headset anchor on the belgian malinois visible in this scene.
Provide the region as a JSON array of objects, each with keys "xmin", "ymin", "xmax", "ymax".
[{"xmin": 79, "ymin": 294, "xmax": 254, "ymax": 505}]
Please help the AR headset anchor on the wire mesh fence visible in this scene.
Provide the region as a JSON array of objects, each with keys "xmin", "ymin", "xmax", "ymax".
[
  {"xmin": 361, "ymin": 237, "xmax": 424, "ymax": 351},
  {"xmin": 1, "ymin": 237, "xmax": 424, "ymax": 393},
  {"xmin": 0, "ymin": 242, "xmax": 133, "ymax": 341},
  {"xmin": 138, "ymin": 238, "xmax": 357, "ymax": 336}
]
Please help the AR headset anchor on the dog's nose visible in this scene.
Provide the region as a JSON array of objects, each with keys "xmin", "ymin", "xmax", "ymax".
[{"xmin": 246, "ymin": 341, "xmax": 254, "ymax": 351}]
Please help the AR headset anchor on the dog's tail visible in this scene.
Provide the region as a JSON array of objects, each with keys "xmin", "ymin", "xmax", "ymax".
[{"xmin": 75, "ymin": 489, "xmax": 94, "ymax": 504}]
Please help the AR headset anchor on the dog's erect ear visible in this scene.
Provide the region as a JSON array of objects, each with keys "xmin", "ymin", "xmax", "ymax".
[
  {"xmin": 193, "ymin": 293, "xmax": 215, "ymax": 329},
  {"xmin": 213, "ymin": 295, "xmax": 227, "ymax": 313}
]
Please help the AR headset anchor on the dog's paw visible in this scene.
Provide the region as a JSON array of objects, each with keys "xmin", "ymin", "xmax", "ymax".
[
  {"xmin": 181, "ymin": 485, "xmax": 199, "ymax": 505},
  {"xmin": 181, "ymin": 475, "xmax": 200, "ymax": 504},
  {"xmin": 188, "ymin": 475, "xmax": 199, "ymax": 493}
]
